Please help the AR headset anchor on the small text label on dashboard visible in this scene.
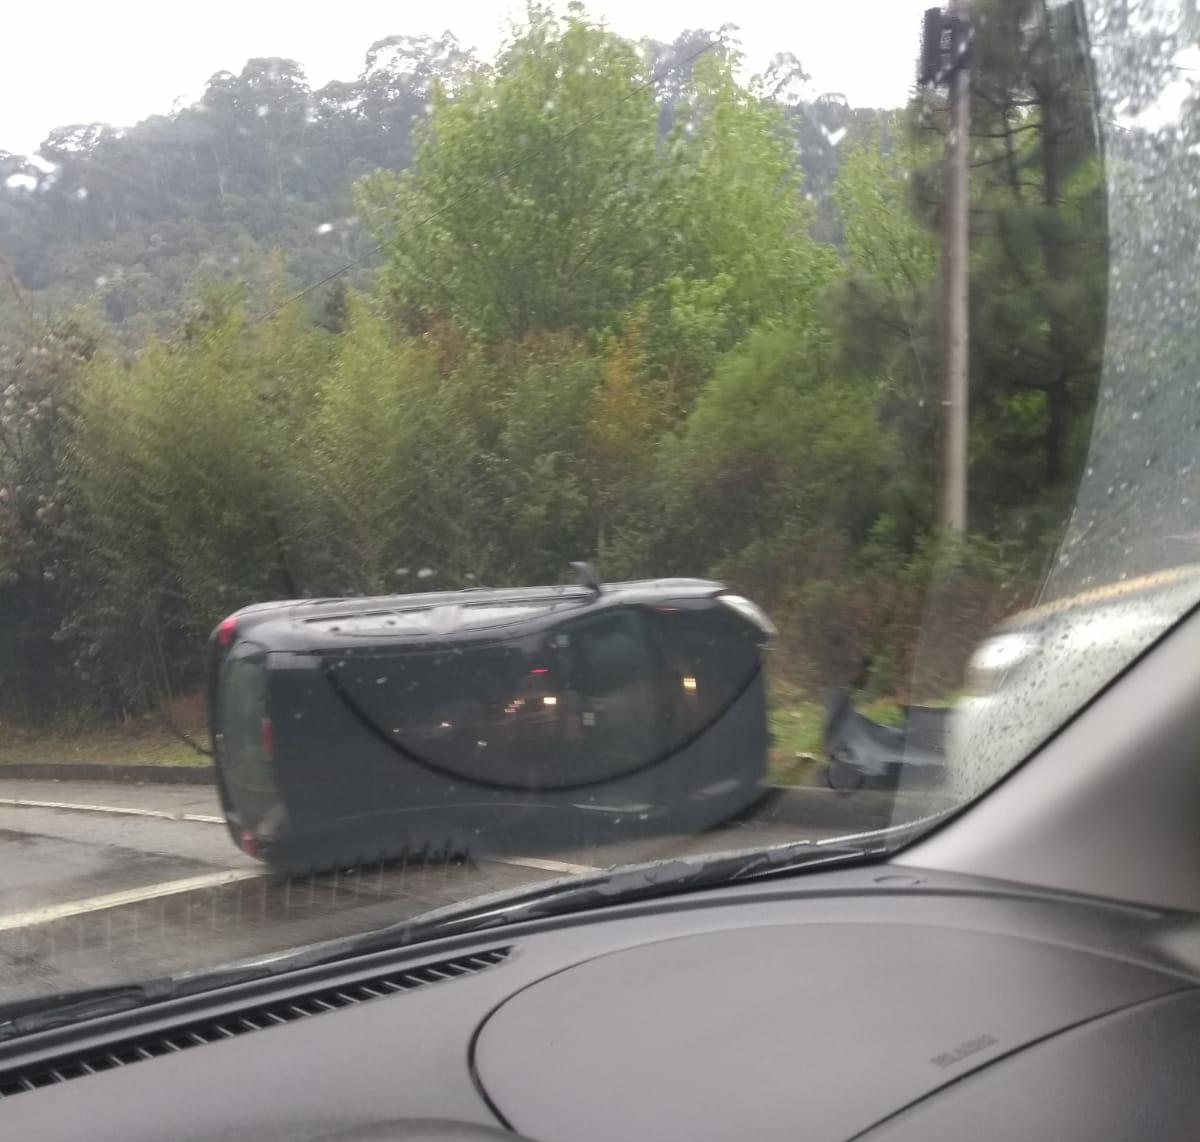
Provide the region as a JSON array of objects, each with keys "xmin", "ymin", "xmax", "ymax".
[{"xmin": 931, "ymin": 1034, "xmax": 999, "ymax": 1068}]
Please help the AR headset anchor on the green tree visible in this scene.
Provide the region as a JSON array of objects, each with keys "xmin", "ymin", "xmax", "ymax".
[
  {"xmin": 963, "ymin": 0, "xmax": 1106, "ymax": 522},
  {"xmin": 300, "ymin": 299, "xmax": 497, "ymax": 592},
  {"xmin": 0, "ymin": 313, "xmax": 97, "ymax": 716},
  {"xmin": 829, "ymin": 126, "xmax": 940, "ymax": 541},
  {"xmin": 653, "ymin": 324, "xmax": 892, "ymax": 576},
  {"xmin": 643, "ymin": 52, "xmax": 840, "ymax": 404},
  {"xmin": 68, "ymin": 285, "xmax": 331, "ymax": 706},
  {"xmin": 832, "ymin": 126, "xmax": 939, "ymax": 385},
  {"xmin": 356, "ymin": 5, "xmax": 664, "ymax": 340}
]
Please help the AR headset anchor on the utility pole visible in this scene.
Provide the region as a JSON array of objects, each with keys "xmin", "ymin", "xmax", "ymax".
[{"xmin": 921, "ymin": 6, "xmax": 972, "ymax": 533}]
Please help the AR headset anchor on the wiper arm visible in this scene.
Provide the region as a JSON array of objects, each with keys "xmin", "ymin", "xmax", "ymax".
[
  {"xmin": 7, "ymin": 820, "xmax": 937, "ymax": 1022},
  {"xmin": 325, "ymin": 835, "xmax": 884, "ymax": 963},
  {"xmin": 0, "ymin": 980, "xmax": 177, "ymax": 1042},
  {"xmin": 0, "ymin": 959, "xmax": 300, "ymax": 1042},
  {"xmin": 328, "ymin": 812, "xmax": 953, "ymax": 964},
  {"xmin": 0, "ymin": 820, "xmax": 937, "ymax": 1039}
]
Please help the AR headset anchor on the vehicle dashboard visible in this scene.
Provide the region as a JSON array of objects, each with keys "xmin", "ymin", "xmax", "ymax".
[{"xmin": 2, "ymin": 862, "xmax": 1199, "ymax": 1141}]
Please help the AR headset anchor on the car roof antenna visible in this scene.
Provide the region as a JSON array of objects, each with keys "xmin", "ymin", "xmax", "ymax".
[{"xmin": 570, "ymin": 561, "xmax": 603, "ymax": 596}]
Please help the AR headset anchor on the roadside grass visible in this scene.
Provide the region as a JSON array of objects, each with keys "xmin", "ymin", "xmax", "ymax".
[
  {"xmin": 765, "ymin": 685, "xmax": 920, "ymax": 787},
  {"xmin": 0, "ymin": 693, "xmax": 211, "ymax": 767},
  {"xmin": 860, "ymin": 699, "xmax": 906, "ymax": 726},
  {"xmin": 0, "ymin": 727, "xmax": 207, "ymax": 766},
  {"xmin": 767, "ymin": 691, "xmax": 825, "ymax": 787}
]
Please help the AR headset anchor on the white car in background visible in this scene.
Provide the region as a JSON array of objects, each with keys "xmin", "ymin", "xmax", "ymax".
[{"xmin": 946, "ymin": 562, "xmax": 1200, "ymax": 802}]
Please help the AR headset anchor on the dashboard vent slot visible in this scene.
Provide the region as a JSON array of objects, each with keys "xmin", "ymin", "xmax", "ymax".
[{"xmin": 0, "ymin": 946, "xmax": 511, "ymax": 1099}]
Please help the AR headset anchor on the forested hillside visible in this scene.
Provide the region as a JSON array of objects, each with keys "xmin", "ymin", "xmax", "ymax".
[
  {"xmin": 0, "ymin": 2, "xmax": 1115, "ymax": 721},
  {"xmin": 0, "ymin": 32, "xmax": 474, "ymax": 336},
  {"xmin": 0, "ymin": 27, "xmax": 871, "ymax": 339}
]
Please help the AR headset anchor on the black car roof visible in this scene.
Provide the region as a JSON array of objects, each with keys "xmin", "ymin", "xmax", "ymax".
[{"xmin": 217, "ymin": 578, "xmax": 727, "ymax": 652}]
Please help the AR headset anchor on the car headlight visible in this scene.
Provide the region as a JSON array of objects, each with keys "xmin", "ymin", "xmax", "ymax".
[
  {"xmin": 964, "ymin": 630, "xmax": 1040, "ymax": 697},
  {"xmin": 718, "ymin": 594, "xmax": 777, "ymax": 642}
]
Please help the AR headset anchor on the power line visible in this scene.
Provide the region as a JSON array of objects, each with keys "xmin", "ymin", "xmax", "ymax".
[{"xmin": 254, "ymin": 36, "xmax": 719, "ymax": 325}]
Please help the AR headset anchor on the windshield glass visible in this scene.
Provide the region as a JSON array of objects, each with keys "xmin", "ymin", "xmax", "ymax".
[{"xmin": 1, "ymin": 0, "xmax": 1198, "ymax": 1003}]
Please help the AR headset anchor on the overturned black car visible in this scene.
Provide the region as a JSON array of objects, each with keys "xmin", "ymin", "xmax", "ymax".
[{"xmin": 208, "ymin": 571, "xmax": 774, "ymax": 870}]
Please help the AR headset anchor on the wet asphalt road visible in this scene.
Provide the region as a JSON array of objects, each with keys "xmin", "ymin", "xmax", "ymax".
[{"xmin": 0, "ymin": 778, "xmax": 910, "ymax": 1001}]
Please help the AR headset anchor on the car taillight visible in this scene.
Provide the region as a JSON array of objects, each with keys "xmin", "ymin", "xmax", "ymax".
[
  {"xmin": 239, "ymin": 829, "xmax": 259, "ymax": 858},
  {"xmin": 216, "ymin": 615, "xmax": 238, "ymax": 648},
  {"xmin": 261, "ymin": 717, "xmax": 276, "ymax": 763}
]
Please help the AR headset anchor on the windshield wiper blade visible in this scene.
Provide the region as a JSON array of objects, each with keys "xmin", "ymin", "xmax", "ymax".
[
  {"xmin": 322, "ymin": 836, "xmax": 882, "ymax": 964},
  {"xmin": 0, "ymin": 824, "xmax": 927, "ymax": 1034},
  {"xmin": 17, "ymin": 820, "xmax": 936, "ymax": 1011},
  {"xmin": 0, "ymin": 957, "xmax": 304, "ymax": 1043},
  {"xmin": 328, "ymin": 812, "xmax": 956, "ymax": 964},
  {"xmin": 0, "ymin": 846, "xmax": 861, "ymax": 1042},
  {"xmin": 0, "ymin": 980, "xmax": 178, "ymax": 1043}
]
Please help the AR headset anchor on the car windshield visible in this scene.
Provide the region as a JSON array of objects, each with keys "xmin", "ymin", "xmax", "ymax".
[{"xmin": 1, "ymin": 0, "xmax": 1198, "ymax": 1005}]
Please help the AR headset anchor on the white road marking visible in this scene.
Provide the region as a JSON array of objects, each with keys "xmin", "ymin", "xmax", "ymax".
[
  {"xmin": 0, "ymin": 796, "xmax": 224, "ymax": 825},
  {"xmin": 495, "ymin": 855, "xmax": 597, "ymax": 874},
  {"xmin": 0, "ymin": 869, "xmax": 263, "ymax": 932},
  {"xmin": 0, "ymin": 795, "xmax": 598, "ymax": 875}
]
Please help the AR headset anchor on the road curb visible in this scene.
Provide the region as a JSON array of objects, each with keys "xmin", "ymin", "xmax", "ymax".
[{"xmin": 0, "ymin": 763, "xmax": 215, "ymax": 785}]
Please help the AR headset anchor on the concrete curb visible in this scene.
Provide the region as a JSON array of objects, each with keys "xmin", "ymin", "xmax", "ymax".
[{"xmin": 0, "ymin": 763, "xmax": 215, "ymax": 785}]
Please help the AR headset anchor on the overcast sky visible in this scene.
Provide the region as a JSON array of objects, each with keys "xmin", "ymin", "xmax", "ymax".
[{"xmin": 4, "ymin": 0, "xmax": 929, "ymax": 157}]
